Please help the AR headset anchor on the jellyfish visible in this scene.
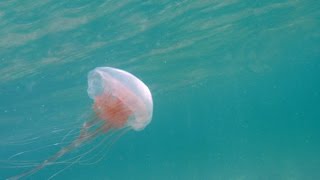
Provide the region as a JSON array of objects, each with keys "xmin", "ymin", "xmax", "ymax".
[{"xmin": 9, "ymin": 67, "xmax": 153, "ymax": 179}]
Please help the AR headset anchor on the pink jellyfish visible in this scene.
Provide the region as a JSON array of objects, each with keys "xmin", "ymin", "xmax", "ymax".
[{"xmin": 10, "ymin": 67, "xmax": 153, "ymax": 179}]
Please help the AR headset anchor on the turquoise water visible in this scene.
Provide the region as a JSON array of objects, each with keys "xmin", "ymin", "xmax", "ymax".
[{"xmin": 1, "ymin": 0, "xmax": 320, "ymax": 179}]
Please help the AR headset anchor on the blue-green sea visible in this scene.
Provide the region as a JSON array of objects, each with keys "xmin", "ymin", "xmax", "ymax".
[{"xmin": 0, "ymin": 0, "xmax": 319, "ymax": 179}]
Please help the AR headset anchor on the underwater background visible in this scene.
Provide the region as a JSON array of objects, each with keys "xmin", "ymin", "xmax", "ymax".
[{"xmin": 0, "ymin": 0, "xmax": 319, "ymax": 179}]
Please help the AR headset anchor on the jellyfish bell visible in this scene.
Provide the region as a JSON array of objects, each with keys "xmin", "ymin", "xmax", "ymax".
[
  {"xmin": 6, "ymin": 67, "xmax": 153, "ymax": 179},
  {"xmin": 87, "ymin": 67, "xmax": 153, "ymax": 131}
]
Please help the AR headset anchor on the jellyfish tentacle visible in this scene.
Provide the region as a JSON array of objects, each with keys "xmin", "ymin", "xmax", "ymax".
[
  {"xmin": 0, "ymin": 159, "xmax": 38, "ymax": 169},
  {"xmin": 8, "ymin": 123, "xmax": 105, "ymax": 180},
  {"xmin": 47, "ymin": 125, "xmax": 127, "ymax": 179},
  {"xmin": 79, "ymin": 116, "xmax": 100, "ymax": 139},
  {"xmin": 47, "ymin": 129, "xmax": 113, "ymax": 179},
  {"xmin": 79, "ymin": 127, "xmax": 129, "ymax": 165},
  {"xmin": 47, "ymin": 156, "xmax": 81, "ymax": 180},
  {"xmin": 8, "ymin": 142, "xmax": 66, "ymax": 161}
]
